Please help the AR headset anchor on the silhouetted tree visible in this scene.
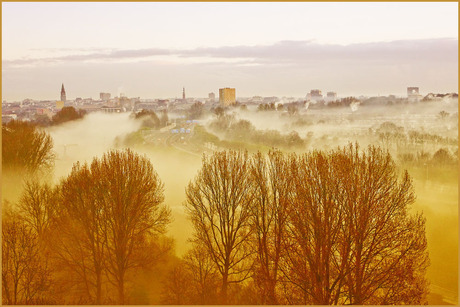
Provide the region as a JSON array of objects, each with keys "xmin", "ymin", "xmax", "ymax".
[
  {"xmin": 52, "ymin": 106, "xmax": 86, "ymax": 125},
  {"xmin": 53, "ymin": 149, "xmax": 170, "ymax": 304},
  {"xmin": 135, "ymin": 110, "xmax": 161, "ymax": 129},
  {"xmin": 189, "ymin": 101, "xmax": 204, "ymax": 119},
  {"xmin": 2, "ymin": 120, "xmax": 54, "ymax": 174},
  {"xmin": 213, "ymin": 106, "xmax": 225, "ymax": 118},
  {"xmin": 184, "ymin": 243, "xmax": 220, "ymax": 304},
  {"xmin": 18, "ymin": 180, "xmax": 57, "ymax": 238},
  {"xmin": 185, "ymin": 150, "xmax": 254, "ymax": 303},
  {"xmin": 2, "ymin": 214, "xmax": 52, "ymax": 304},
  {"xmin": 283, "ymin": 144, "xmax": 429, "ymax": 304},
  {"xmin": 286, "ymin": 131, "xmax": 305, "ymax": 149},
  {"xmin": 249, "ymin": 151, "xmax": 291, "ymax": 304},
  {"xmin": 287, "ymin": 104, "xmax": 298, "ymax": 116},
  {"xmin": 54, "ymin": 163, "xmax": 108, "ymax": 304},
  {"xmin": 94, "ymin": 149, "xmax": 170, "ymax": 304},
  {"xmin": 431, "ymin": 148, "xmax": 454, "ymax": 165},
  {"xmin": 161, "ymin": 261, "xmax": 194, "ymax": 304},
  {"xmin": 161, "ymin": 244, "xmax": 219, "ymax": 304},
  {"xmin": 438, "ymin": 110, "xmax": 449, "ymax": 119}
]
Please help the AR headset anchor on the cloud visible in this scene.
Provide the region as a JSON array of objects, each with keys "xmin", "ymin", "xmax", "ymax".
[
  {"xmin": 2, "ymin": 38, "xmax": 457, "ymax": 100},
  {"xmin": 3, "ymin": 48, "xmax": 172, "ymax": 67},
  {"xmin": 179, "ymin": 38, "xmax": 458, "ymax": 65},
  {"xmin": 3, "ymin": 38, "xmax": 457, "ymax": 68}
]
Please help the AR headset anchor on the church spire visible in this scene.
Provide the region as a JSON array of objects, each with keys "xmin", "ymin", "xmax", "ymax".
[{"xmin": 61, "ymin": 83, "xmax": 66, "ymax": 102}]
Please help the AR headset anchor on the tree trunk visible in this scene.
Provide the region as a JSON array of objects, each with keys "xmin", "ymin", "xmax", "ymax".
[
  {"xmin": 96, "ymin": 269, "xmax": 102, "ymax": 304},
  {"xmin": 118, "ymin": 277, "xmax": 125, "ymax": 304},
  {"xmin": 221, "ymin": 272, "xmax": 228, "ymax": 304}
]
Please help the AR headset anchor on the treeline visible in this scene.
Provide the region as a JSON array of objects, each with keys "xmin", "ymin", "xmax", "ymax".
[
  {"xmin": 32, "ymin": 106, "xmax": 86, "ymax": 127},
  {"xmin": 3, "ymin": 149, "xmax": 172, "ymax": 304},
  {"xmin": 2, "ymin": 122, "xmax": 429, "ymax": 305},
  {"xmin": 170, "ymin": 146, "xmax": 429, "ymax": 304},
  {"xmin": 133, "ymin": 109, "xmax": 169, "ymax": 129},
  {"xmin": 375, "ymin": 121, "xmax": 458, "ymax": 148},
  {"xmin": 208, "ymin": 114, "xmax": 305, "ymax": 150}
]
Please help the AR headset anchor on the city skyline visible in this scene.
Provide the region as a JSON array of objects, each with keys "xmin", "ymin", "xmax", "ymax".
[{"xmin": 2, "ymin": 2, "xmax": 458, "ymax": 101}]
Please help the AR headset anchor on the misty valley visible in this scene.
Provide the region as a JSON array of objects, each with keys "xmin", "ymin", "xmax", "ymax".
[{"xmin": 2, "ymin": 97, "xmax": 458, "ymax": 305}]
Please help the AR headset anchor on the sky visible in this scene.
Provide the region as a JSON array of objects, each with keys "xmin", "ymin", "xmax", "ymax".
[{"xmin": 2, "ymin": 2, "xmax": 458, "ymax": 101}]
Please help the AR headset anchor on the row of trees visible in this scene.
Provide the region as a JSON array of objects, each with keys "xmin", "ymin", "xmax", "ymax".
[
  {"xmin": 2, "ymin": 149, "xmax": 171, "ymax": 304},
  {"xmin": 134, "ymin": 109, "xmax": 169, "ymax": 129},
  {"xmin": 2, "ymin": 118, "xmax": 430, "ymax": 304},
  {"xmin": 167, "ymin": 146, "xmax": 429, "ymax": 304},
  {"xmin": 31, "ymin": 106, "xmax": 86, "ymax": 127},
  {"xmin": 209, "ymin": 115, "xmax": 305, "ymax": 150}
]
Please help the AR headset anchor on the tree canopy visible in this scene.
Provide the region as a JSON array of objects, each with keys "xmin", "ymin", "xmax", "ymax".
[{"xmin": 2, "ymin": 120, "xmax": 54, "ymax": 174}]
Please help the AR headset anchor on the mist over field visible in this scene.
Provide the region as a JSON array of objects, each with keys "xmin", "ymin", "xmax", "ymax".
[
  {"xmin": 4, "ymin": 98, "xmax": 450, "ymax": 302},
  {"xmin": 2, "ymin": 97, "xmax": 458, "ymax": 304}
]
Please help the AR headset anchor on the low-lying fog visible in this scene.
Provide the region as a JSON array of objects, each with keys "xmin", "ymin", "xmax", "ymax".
[
  {"xmin": 8, "ymin": 100, "xmax": 457, "ymax": 303},
  {"xmin": 47, "ymin": 112, "xmax": 200, "ymax": 255}
]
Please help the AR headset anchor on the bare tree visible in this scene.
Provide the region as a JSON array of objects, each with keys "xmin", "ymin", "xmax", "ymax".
[
  {"xmin": 18, "ymin": 179, "xmax": 57, "ymax": 238},
  {"xmin": 93, "ymin": 149, "xmax": 170, "ymax": 304},
  {"xmin": 2, "ymin": 215, "xmax": 51, "ymax": 304},
  {"xmin": 282, "ymin": 149, "xmax": 350, "ymax": 304},
  {"xmin": 183, "ymin": 243, "xmax": 220, "ymax": 304},
  {"xmin": 54, "ymin": 162, "xmax": 108, "ymax": 304},
  {"xmin": 282, "ymin": 144, "xmax": 429, "ymax": 304},
  {"xmin": 337, "ymin": 145, "xmax": 429, "ymax": 304},
  {"xmin": 250, "ymin": 150, "xmax": 291, "ymax": 304},
  {"xmin": 51, "ymin": 149, "xmax": 170, "ymax": 304},
  {"xmin": 161, "ymin": 260, "xmax": 194, "ymax": 304},
  {"xmin": 185, "ymin": 150, "xmax": 254, "ymax": 303}
]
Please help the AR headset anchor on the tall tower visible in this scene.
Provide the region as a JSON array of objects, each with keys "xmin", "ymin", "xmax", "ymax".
[
  {"xmin": 182, "ymin": 87, "xmax": 186, "ymax": 101},
  {"xmin": 219, "ymin": 87, "xmax": 236, "ymax": 106},
  {"xmin": 60, "ymin": 83, "xmax": 66, "ymax": 102}
]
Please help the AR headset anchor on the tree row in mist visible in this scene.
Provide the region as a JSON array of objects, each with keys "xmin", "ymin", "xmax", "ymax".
[
  {"xmin": 2, "ymin": 117, "xmax": 429, "ymax": 304},
  {"xmin": 3, "ymin": 149, "xmax": 170, "ymax": 304},
  {"xmin": 173, "ymin": 147, "xmax": 428, "ymax": 304}
]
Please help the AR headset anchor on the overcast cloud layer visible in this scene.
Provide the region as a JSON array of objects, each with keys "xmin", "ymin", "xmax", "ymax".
[{"xmin": 2, "ymin": 39, "xmax": 458, "ymax": 101}]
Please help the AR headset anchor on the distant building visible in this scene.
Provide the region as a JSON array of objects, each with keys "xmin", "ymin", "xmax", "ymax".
[
  {"xmin": 56, "ymin": 101, "xmax": 64, "ymax": 109},
  {"xmin": 407, "ymin": 87, "xmax": 422, "ymax": 102},
  {"xmin": 251, "ymin": 96, "xmax": 263, "ymax": 103},
  {"xmin": 325, "ymin": 91, "xmax": 337, "ymax": 103},
  {"xmin": 60, "ymin": 83, "xmax": 66, "ymax": 102},
  {"xmin": 182, "ymin": 87, "xmax": 186, "ymax": 102},
  {"xmin": 310, "ymin": 89, "xmax": 323, "ymax": 102},
  {"xmin": 219, "ymin": 88, "xmax": 236, "ymax": 106},
  {"xmin": 407, "ymin": 87, "xmax": 419, "ymax": 96},
  {"xmin": 100, "ymin": 92, "xmax": 111, "ymax": 101},
  {"xmin": 208, "ymin": 92, "xmax": 216, "ymax": 100},
  {"xmin": 101, "ymin": 106, "xmax": 122, "ymax": 113}
]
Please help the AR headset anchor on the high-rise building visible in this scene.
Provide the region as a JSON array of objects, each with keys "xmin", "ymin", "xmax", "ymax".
[
  {"xmin": 100, "ymin": 92, "xmax": 111, "ymax": 101},
  {"xmin": 182, "ymin": 87, "xmax": 186, "ymax": 101},
  {"xmin": 60, "ymin": 83, "xmax": 66, "ymax": 102},
  {"xmin": 219, "ymin": 88, "xmax": 236, "ymax": 106}
]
